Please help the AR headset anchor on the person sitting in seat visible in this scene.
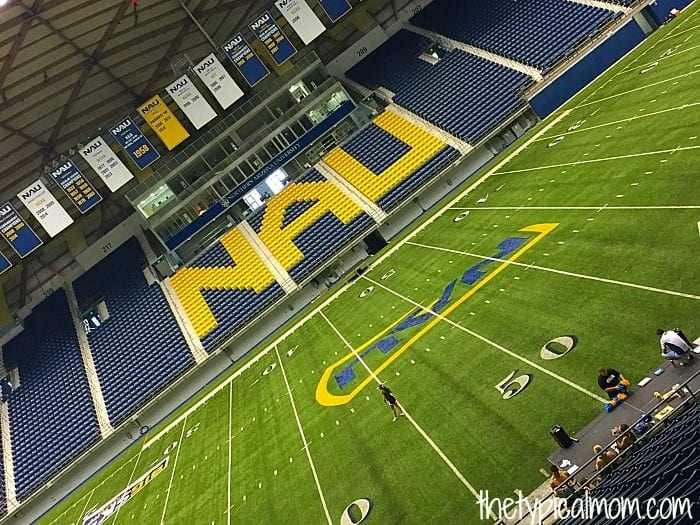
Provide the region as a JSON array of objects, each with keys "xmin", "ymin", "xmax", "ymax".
[
  {"xmin": 597, "ymin": 367, "xmax": 630, "ymax": 411},
  {"xmin": 593, "ymin": 444, "xmax": 617, "ymax": 475},
  {"xmin": 612, "ymin": 424, "xmax": 636, "ymax": 452},
  {"xmin": 657, "ymin": 329, "xmax": 693, "ymax": 366},
  {"xmin": 549, "ymin": 464, "xmax": 576, "ymax": 500}
]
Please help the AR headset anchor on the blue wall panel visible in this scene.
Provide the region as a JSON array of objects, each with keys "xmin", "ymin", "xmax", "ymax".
[
  {"xmin": 529, "ymin": 20, "xmax": 646, "ymax": 118},
  {"xmin": 646, "ymin": 0, "xmax": 694, "ymax": 25}
]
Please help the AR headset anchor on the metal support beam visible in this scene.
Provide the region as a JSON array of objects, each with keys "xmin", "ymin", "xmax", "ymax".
[{"xmin": 176, "ymin": 0, "xmax": 217, "ymax": 52}]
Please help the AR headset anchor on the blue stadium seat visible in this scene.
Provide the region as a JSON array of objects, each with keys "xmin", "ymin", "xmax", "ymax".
[
  {"xmin": 556, "ymin": 401, "xmax": 700, "ymax": 524},
  {"xmin": 3, "ymin": 291, "xmax": 100, "ymax": 500},
  {"xmin": 347, "ymin": 30, "xmax": 531, "ymax": 143},
  {"xmin": 73, "ymin": 238, "xmax": 195, "ymax": 426},
  {"xmin": 410, "ymin": 0, "xmax": 616, "ymax": 70}
]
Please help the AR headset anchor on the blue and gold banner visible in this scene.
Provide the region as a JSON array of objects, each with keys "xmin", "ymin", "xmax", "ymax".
[
  {"xmin": 50, "ymin": 160, "xmax": 103, "ymax": 214},
  {"xmin": 0, "ymin": 203, "xmax": 43, "ymax": 258},
  {"xmin": 109, "ymin": 117, "xmax": 160, "ymax": 170},
  {"xmin": 318, "ymin": 0, "xmax": 352, "ymax": 22},
  {"xmin": 222, "ymin": 33, "xmax": 270, "ymax": 87},
  {"xmin": 249, "ymin": 11, "xmax": 297, "ymax": 66}
]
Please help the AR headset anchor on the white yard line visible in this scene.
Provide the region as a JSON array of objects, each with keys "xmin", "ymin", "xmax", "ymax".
[
  {"xmin": 110, "ymin": 447, "xmax": 145, "ymax": 524},
  {"xmin": 450, "ymin": 205, "xmax": 700, "ymax": 211},
  {"xmin": 318, "ymin": 311, "xmax": 485, "ymax": 506},
  {"xmin": 77, "ymin": 487, "xmax": 97, "ymax": 521},
  {"xmin": 405, "ymin": 241, "xmax": 700, "ymax": 301},
  {"xmin": 159, "ymin": 418, "xmax": 188, "ymax": 525},
  {"xmin": 535, "ymin": 102, "xmax": 700, "ymax": 142},
  {"xmin": 575, "ymin": 69, "xmax": 700, "ymax": 108},
  {"xmin": 361, "ymin": 277, "xmax": 608, "ymax": 404},
  {"xmin": 227, "ymin": 382, "xmax": 233, "ymax": 525},
  {"xmin": 577, "ymin": 7, "xmax": 700, "ymax": 106},
  {"xmin": 141, "ymin": 108, "xmax": 574, "ymax": 451},
  {"xmin": 273, "ymin": 345, "xmax": 332, "ymax": 525},
  {"xmin": 493, "ymin": 145, "xmax": 700, "ymax": 175},
  {"xmin": 621, "ymin": 42, "xmax": 700, "ymax": 73}
]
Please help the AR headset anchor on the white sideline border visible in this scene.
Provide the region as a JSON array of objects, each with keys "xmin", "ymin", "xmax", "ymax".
[{"xmin": 142, "ymin": 109, "xmax": 573, "ymax": 450}]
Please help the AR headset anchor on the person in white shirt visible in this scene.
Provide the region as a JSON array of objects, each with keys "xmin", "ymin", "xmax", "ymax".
[{"xmin": 657, "ymin": 329, "xmax": 693, "ymax": 365}]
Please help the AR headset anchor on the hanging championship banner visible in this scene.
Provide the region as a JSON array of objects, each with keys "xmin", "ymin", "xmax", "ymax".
[
  {"xmin": 109, "ymin": 117, "xmax": 160, "ymax": 170},
  {"xmin": 274, "ymin": 0, "xmax": 326, "ymax": 45},
  {"xmin": 222, "ymin": 34, "xmax": 270, "ymax": 87},
  {"xmin": 0, "ymin": 252, "xmax": 11, "ymax": 275},
  {"xmin": 166, "ymin": 75, "xmax": 217, "ymax": 130},
  {"xmin": 79, "ymin": 137, "xmax": 134, "ymax": 194},
  {"xmin": 138, "ymin": 95, "xmax": 190, "ymax": 150},
  {"xmin": 17, "ymin": 180, "xmax": 73, "ymax": 238},
  {"xmin": 51, "ymin": 159, "xmax": 103, "ymax": 213},
  {"xmin": 0, "ymin": 203, "xmax": 43, "ymax": 257},
  {"xmin": 318, "ymin": 0, "xmax": 352, "ymax": 22},
  {"xmin": 193, "ymin": 54, "xmax": 244, "ymax": 110},
  {"xmin": 250, "ymin": 11, "xmax": 297, "ymax": 66}
]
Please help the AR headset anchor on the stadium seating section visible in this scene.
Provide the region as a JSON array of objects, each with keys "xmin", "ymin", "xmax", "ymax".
[
  {"xmin": 559, "ymin": 401, "xmax": 700, "ymax": 524},
  {"xmin": 249, "ymin": 169, "xmax": 375, "ymax": 283},
  {"xmin": 73, "ymin": 238, "xmax": 195, "ymax": 425},
  {"xmin": 324, "ymin": 111, "xmax": 459, "ymax": 209},
  {"xmin": 170, "ymin": 228, "xmax": 285, "ymax": 350},
  {"xmin": 411, "ymin": 0, "xmax": 617, "ymax": 71},
  {"xmin": 347, "ymin": 30, "xmax": 531, "ymax": 143},
  {"xmin": 2, "ymin": 291, "xmax": 100, "ymax": 500}
]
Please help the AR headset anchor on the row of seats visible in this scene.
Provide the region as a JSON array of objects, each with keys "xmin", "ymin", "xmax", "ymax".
[
  {"xmin": 347, "ymin": 30, "xmax": 531, "ymax": 143},
  {"xmin": 251, "ymin": 171, "xmax": 375, "ymax": 281},
  {"xmin": 73, "ymin": 238, "xmax": 195, "ymax": 426},
  {"xmin": 287, "ymin": 212, "xmax": 375, "ymax": 283},
  {"xmin": 411, "ymin": 0, "xmax": 617, "ymax": 70},
  {"xmin": 558, "ymin": 401, "xmax": 700, "ymax": 524},
  {"xmin": 3, "ymin": 291, "xmax": 100, "ymax": 500},
  {"xmin": 377, "ymin": 146, "xmax": 460, "ymax": 211},
  {"xmin": 324, "ymin": 110, "xmax": 451, "ymax": 209},
  {"xmin": 170, "ymin": 227, "xmax": 285, "ymax": 350}
]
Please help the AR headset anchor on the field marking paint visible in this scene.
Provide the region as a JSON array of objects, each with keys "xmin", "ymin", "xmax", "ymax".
[
  {"xmin": 317, "ymin": 223, "xmax": 557, "ymax": 405},
  {"xmin": 535, "ymin": 101, "xmax": 700, "ymax": 142},
  {"xmin": 77, "ymin": 487, "xmax": 97, "ymax": 523},
  {"xmin": 406, "ymin": 241, "xmax": 700, "ymax": 301},
  {"xmin": 493, "ymin": 145, "xmax": 700, "ymax": 175},
  {"xmin": 159, "ymin": 418, "xmax": 188, "ymax": 525},
  {"xmin": 227, "ymin": 382, "xmax": 233, "ymax": 525},
  {"xmin": 141, "ymin": 110, "xmax": 572, "ymax": 448},
  {"xmin": 109, "ymin": 446, "xmax": 146, "ymax": 524},
  {"xmin": 577, "ymin": 7, "xmax": 700, "ymax": 106},
  {"xmin": 575, "ymin": 69, "xmax": 700, "ymax": 108},
  {"xmin": 450, "ymin": 205, "xmax": 700, "ymax": 211},
  {"xmin": 622, "ymin": 42, "xmax": 700, "ymax": 73},
  {"xmin": 273, "ymin": 345, "xmax": 332, "ymax": 525},
  {"xmin": 318, "ymin": 311, "xmax": 487, "ymax": 509},
  {"xmin": 362, "ymin": 276, "xmax": 607, "ymax": 404}
]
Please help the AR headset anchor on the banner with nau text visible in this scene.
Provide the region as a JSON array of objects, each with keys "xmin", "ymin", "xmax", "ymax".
[
  {"xmin": 250, "ymin": 11, "xmax": 297, "ymax": 66},
  {"xmin": 193, "ymin": 54, "xmax": 244, "ymax": 110},
  {"xmin": 51, "ymin": 159, "xmax": 103, "ymax": 213},
  {"xmin": 138, "ymin": 95, "xmax": 190, "ymax": 150},
  {"xmin": 109, "ymin": 117, "xmax": 160, "ymax": 170},
  {"xmin": 80, "ymin": 137, "xmax": 134, "ymax": 193},
  {"xmin": 0, "ymin": 203, "xmax": 43, "ymax": 257},
  {"xmin": 166, "ymin": 75, "xmax": 217, "ymax": 130},
  {"xmin": 274, "ymin": 0, "xmax": 326, "ymax": 45},
  {"xmin": 318, "ymin": 0, "xmax": 352, "ymax": 22},
  {"xmin": 17, "ymin": 180, "xmax": 74, "ymax": 238},
  {"xmin": 222, "ymin": 34, "xmax": 270, "ymax": 87}
]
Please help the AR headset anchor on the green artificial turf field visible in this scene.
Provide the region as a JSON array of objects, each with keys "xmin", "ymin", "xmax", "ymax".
[{"xmin": 39, "ymin": 7, "xmax": 700, "ymax": 525}]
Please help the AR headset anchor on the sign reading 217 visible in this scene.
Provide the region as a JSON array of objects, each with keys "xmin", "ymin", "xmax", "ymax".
[{"xmin": 315, "ymin": 223, "xmax": 558, "ymax": 406}]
